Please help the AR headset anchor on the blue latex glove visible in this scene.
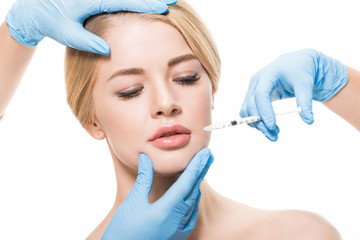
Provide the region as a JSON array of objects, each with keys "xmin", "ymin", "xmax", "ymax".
[
  {"xmin": 101, "ymin": 148, "xmax": 214, "ymax": 240},
  {"xmin": 240, "ymin": 49, "xmax": 348, "ymax": 141},
  {"xmin": 6, "ymin": 0, "xmax": 177, "ymax": 55}
]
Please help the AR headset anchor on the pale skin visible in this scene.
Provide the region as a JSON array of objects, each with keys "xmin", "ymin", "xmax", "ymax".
[
  {"xmin": 323, "ymin": 66, "xmax": 360, "ymax": 130},
  {"xmin": 0, "ymin": 22, "xmax": 36, "ymax": 119},
  {"xmin": 0, "ymin": 18, "xmax": 350, "ymax": 240},
  {"xmin": 82, "ymin": 18, "xmax": 340, "ymax": 239}
]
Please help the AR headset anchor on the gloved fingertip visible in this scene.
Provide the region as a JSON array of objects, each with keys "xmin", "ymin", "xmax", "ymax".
[
  {"xmin": 198, "ymin": 147, "xmax": 211, "ymax": 155},
  {"xmin": 159, "ymin": 0, "xmax": 178, "ymax": 5},
  {"xmin": 139, "ymin": 153, "xmax": 146, "ymax": 162},
  {"xmin": 300, "ymin": 110, "xmax": 314, "ymax": 125},
  {"xmin": 259, "ymin": 111, "xmax": 276, "ymax": 130},
  {"xmin": 197, "ymin": 148, "xmax": 213, "ymax": 167},
  {"xmin": 139, "ymin": 152, "xmax": 152, "ymax": 163},
  {"xmin": 152, "ymin": 3, "xmax": 169, "ymax": 14},
  {"xmin": 266, "ymin": 132, "xmax": 278, "ymax": 142},
  {"xmin": 135, "ymin": 153, "xmax": 154, "ymax": 197},
  {"xmin": 168, "ymin": 0, "xmax": 178, "ymax": 5},
  {"xmin": 76, "ymin": 34, "xmax": 110, "ymax": 55},
  {"xmin": 264, "ymin": 120, "xmax": 276, "ymax": 131},
  {"xmin": 276, "ymin": 125, "xmax": 280, "ymax": 134},
  {"xmin": 92, "ymin": 40, "xmax": 110, "ymax": 56},
  {"xmin": 258, "ymin": 122, "xmax": 278, "ymax": 141},
  {"xmin": 138, "ymin": 153, "xmax": 153, "ymax": 173},
  {"xmin": 188, "ymin": 148, "xmax": 214, "ymax": 183},
  {"xmin": 81, "ymin": 30, "xmax": 110, "ymax": 55},
  {"xmin": 203, "ymin": 153, "xmax": 214, "ymax": 173}
]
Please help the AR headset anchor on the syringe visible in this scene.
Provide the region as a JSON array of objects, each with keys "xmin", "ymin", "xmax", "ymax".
[{"xmin": 203, "ymin": 107, "xmax": 302, "ymax": 131}]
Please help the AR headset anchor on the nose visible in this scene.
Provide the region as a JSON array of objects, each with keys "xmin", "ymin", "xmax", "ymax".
[{"xmin": 151, "ymin": 84, "xmax": 182, "ymax": 118}]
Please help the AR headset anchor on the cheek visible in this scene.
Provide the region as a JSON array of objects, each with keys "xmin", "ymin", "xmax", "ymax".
[
  {"xmin": 178, "ymin": 83, "xmax": 213, "ymax": 159},
  {"xmin": 191, "ymin": 82, "xmax": 213, "ymax": 145},
  {"xmin": 185, "ymin": 82, "xmax": 213, "ymax": 127},
  {"xmin": 189, "ymin": 88, "xmax": 212, "ymax": 147},
  {"xmin": 94, "ymin": 94, "xmax": 148, "ymax": 168}
]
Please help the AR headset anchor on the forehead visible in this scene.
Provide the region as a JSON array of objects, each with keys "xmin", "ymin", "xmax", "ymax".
[{"xmin": 101, "ymin": 17, "xmax": 193, "ymax": 67}]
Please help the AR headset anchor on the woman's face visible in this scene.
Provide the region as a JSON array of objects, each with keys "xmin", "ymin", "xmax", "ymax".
[{"xmin": 91, "ymin": 17, "xmax": 213, "ymax": 175}]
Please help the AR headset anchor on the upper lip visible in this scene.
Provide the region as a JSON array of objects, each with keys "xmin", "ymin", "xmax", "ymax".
[{"xmin": 149, "ymin": 124, "xmax": 191, "ymax": 141}]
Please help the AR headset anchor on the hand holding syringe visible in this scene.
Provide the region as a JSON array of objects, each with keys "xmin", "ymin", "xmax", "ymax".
[{"xmin": 203, "ymin": 107, "xmax": 302, "ymax": 131}]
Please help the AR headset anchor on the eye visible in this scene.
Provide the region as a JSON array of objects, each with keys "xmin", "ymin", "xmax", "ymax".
[
  {"xmin": 116, "ymin": 86, "xmax": 143, "ymax": 100},
  {"xmin": 173, "ymin": 73, "xmax": 200, "ymax": 86}
]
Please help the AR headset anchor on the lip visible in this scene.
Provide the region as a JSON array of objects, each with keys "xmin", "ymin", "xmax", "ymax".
[{"xmin": 149, "ymin": 124, "xmax": 191, "ymax": 149}]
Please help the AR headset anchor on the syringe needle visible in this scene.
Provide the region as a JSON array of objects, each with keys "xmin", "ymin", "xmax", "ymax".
[{"xmin": 203, "ymin": 107, "xmax": 301, "ymax": 131}]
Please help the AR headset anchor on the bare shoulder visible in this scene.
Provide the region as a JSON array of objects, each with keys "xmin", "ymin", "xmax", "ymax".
[
  {"xmin": 223, "ymin": 202, "xmax": 341, "ymax": 240},
  {"xmin": 187, "ymin": 188, "xmax": 343, "ymax": 240},
  {"xmin": 260, "ymin": 209, "xmax": 342, "ymax": 240}
]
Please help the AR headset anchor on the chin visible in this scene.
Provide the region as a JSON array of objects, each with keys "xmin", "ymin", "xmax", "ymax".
[{"xmin": 147, "ymin": 142, "xmax": 209, "ymax": 176}]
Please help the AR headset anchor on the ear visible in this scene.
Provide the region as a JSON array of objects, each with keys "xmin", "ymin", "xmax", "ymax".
[{"xmin": 85, "ymin": 119, "xmax": 106, "ymax": 140}]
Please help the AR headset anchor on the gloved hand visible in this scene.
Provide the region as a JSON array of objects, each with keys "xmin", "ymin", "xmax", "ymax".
[
  {"xmin": 101, "ymin": 148, "xmax": 214, "ymax": 240},
  {"xmin": 240, "ymin": 49, "xmax": 348, "ymax": 141},
  {"xmin": 6, "ymin": 0, "xmax": 177, "ymax": 55}
]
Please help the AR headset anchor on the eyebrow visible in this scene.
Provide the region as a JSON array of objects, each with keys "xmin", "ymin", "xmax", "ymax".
[
  {"xmin": 108, "ymin": 54, "xmax": 197, "ymax": 82},
  {"xmin": 108, "ymin": 68, "xmax": 144, "ymax": 82},
  {"xmin": 168, "ymin": 54, "xmax": 197, "ymax": 67}
]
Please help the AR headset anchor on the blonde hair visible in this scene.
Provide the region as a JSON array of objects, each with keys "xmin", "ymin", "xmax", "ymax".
[{"xmin": 65, "ymin": 0, "xmax": 221, "ymax": 128}]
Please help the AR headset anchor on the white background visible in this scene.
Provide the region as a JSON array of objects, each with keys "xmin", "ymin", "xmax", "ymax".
[{"xmin": 1, "ymin": 0, "xmax": 359, "ymax": 239}]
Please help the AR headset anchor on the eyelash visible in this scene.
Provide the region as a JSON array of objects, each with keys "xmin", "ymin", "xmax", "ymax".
[
  {"xmin": 116, "ymin": 87, "xmax": 143, "ymax": 100},
  {"xmin": 174, "ymin": 73, "xmax": 201, "ymax": 86},
  {"xmin": 116, "ymin": 74, "xmax": 200, "ymax": 100}
]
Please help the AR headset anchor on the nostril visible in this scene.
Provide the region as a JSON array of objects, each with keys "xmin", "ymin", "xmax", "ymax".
[
  {"xmin": 171, "ymin": 109, "xmax": 178, "ymax": 115},
  {"xmin": 156, "ymin": 109, "xmax": 178, "ymax": 116},
  {"xmin": 154, "ymin": 104, "xmax": 181, "ymax": 117},
  {"xmin": 156, "ymin": 111, "xmax": 164, "ymax": 116}
]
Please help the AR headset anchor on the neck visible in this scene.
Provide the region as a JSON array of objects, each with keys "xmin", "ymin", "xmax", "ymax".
[{"xmin": 110, "ymin": 150, "xmax": 220, "ymax": 230}]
